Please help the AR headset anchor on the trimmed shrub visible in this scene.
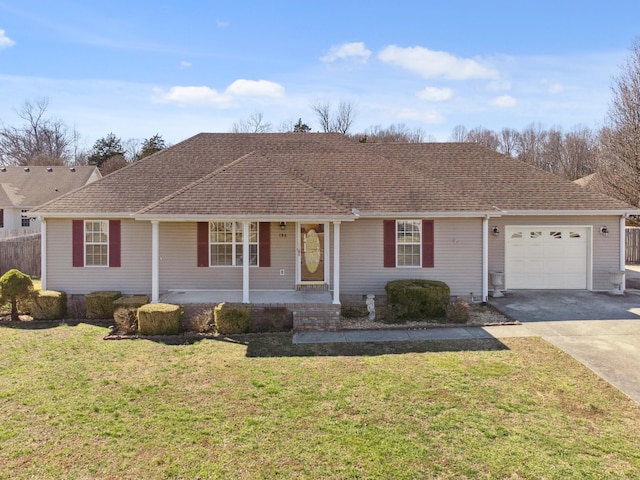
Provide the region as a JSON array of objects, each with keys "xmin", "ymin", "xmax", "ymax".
[
  {"xmin": 0, "ymin": 269, "xmax": 34, "ymax": 321},
  {"xmin": 446, "ymin": 298, "xmax": 470, "ymax": 324},
  {"xmin": 183, "ymin": 308, "xmax": 214, "ymax": 333},
  {"xmin": 85, "ymin": 291, "xmax": 122, "ymax": 319},
  {"xmin": 113, "ymin": 295, "xmax": 149, "ymax": 334},
  {"xmin": 30, "ymin": 290, "xmax": 67, "ymax": 320},
  {"xmin": 341, "ymin": 306, "xmax": 368, "ymax": 319},
  {"xmin": 66, "ymin": 295, "xmax": 86, "ymax": 319},
  {"xmin": 252, "ymin": 306, "xmax": 292, "ymax": 332},
  {"xmin": 137, "ymin": 303, "xmax": 182, "ymax": 336},
  {"xmin": 385, "ymin": 279, "xmax": 450, "ymax": 321},
  {"xmin": 214, "ymin": 303, "xmax": 251, "ymax": 334}
]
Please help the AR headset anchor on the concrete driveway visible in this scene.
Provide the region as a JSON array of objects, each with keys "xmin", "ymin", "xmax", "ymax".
[{"xmin": 489, "ymin": 290, "xmax": 640, "ymax": 404}]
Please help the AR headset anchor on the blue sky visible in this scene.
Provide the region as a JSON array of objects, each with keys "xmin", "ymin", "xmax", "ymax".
[{"xmin": 0, "ymin": 1, "xmax": 639, "ymax": 148}]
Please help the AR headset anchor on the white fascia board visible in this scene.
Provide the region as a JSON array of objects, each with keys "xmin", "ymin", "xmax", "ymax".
[
  {"xmin": 32, "ymin": 212, "xmax": 135, "ymax": 220},
  {"xmin": 358, "ymin": 211, "xmax": 500, "ymax": 219},
  {"xmin": 501, "ymin": 209, "xmax": 640, "ymax": 216},
  {"xmin": 134, "ymin": 214, "xmax": 358, "ymax": 222}
]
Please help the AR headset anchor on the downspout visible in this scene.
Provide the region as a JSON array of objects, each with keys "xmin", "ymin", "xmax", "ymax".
[
  {"xmin": 151, "ymin": 221, "xmax": 159, "ymax": 303},
  {"xmin": 620, "ymin": 215, "xmax": 626, "ymax": 292},
  {"xmin": 482, "ymin": 216, "xmax": 489, "ymax": 302},
  {"xmin": 41, "ymin": 219, "xmax": 47, "ymax": 291}
]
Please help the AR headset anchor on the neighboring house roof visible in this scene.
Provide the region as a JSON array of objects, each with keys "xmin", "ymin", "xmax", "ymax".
[
  {"xmin": 0, "ymin": 165, "xmax": 101, "ymax": 208},
  {"xmin": 32, "ymin": 133, "xmax": 635, "ymax": 218}
]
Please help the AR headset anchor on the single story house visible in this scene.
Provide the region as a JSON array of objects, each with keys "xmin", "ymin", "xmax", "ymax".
[
  {"xmin": 31, "ymin": 133, "xmax": 638, "ymax": 308},
  {"xmin": 1, "ymin": 165, "xmax": 101, "ymax": 232}
]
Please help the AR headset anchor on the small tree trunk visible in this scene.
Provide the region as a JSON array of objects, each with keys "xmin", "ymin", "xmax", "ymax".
[{"xmin": 11, "ymin": 298, "xmax": 19, "ymax": 322}]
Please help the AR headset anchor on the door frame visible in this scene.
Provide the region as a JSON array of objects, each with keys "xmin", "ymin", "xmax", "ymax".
[{"xmin": 296, "ymin": 222, "xmax": 331, "ymax": 286}]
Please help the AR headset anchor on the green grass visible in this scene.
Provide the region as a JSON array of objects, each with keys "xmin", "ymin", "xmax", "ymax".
[{"xmin": 1, "ymin": 324, "xmax": 639, "ymax": 479}]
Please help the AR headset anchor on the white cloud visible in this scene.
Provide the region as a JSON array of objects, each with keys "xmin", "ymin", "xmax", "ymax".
[
  {"xmin": 153, "ymin": 86, "xmax": 233, "ymax": 107},
  {"xmin": 179, "ymin": 61, "xmax": 192, "ymax": 69},
  {"xmin": 417, "ymin": 87, "xmax": 453, "ymax": 102},
  {"xmin": 225, "ymin": 79, "xmax": 285, "ymax": 97},
  {"xmin": 486, "ymin": 80, "xmax": 511, "ymax": 92},
  {"xmin": 396, "ymin": 108, "xmax": 445, "ymax": 124},
  {"xmin": 489, "ymin": 95, "xmax": 517, "ymax": 108},
  {"xmin": 0, "ymin": 29, "xmax": 15, "ymax": 49},
  {"xmin": 216, "ymin": 20, "xmax": 230, "ymax": 28},
  {"xmin": 321, "ymin": 42, "xmax": 371, "ymax": 63},
  {"xmin": 548, "ymin": 82, "xmax": 564, "ymax": 94},
  {"xmin": 378, "ymin": 45, "xmax": 498, "ymax": 80}
]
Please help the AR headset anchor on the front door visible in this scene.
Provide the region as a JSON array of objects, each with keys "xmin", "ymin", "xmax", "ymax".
[{"xmin": 300, "ymin": 224, "xmax": 324, "ymax": 282}]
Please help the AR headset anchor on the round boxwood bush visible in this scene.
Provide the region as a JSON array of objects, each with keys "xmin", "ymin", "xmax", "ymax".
[{"xmin": 385, "ymin": 279, "xmax": 450, "ymax": 321}]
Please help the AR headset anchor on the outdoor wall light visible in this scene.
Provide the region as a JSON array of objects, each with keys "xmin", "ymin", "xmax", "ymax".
[
  {"xmin": 279, "ymin": 221, "xmax": 287, "ymax": 231},
  {"xmin": 600, "ymin": 226, "xmax": 609, "ymax": 236},
  {"xmin": 492, "ymin": 226, "xmax": 500, "ymax": 236}
]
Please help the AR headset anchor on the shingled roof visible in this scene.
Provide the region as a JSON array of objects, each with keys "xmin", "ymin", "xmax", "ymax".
[
  {"xmin": 0, "ymin": 165, "xmax": 100, "ymax": 208},
  {"xmin": 32, "ymin": 133, "xmax": 634, "ymax": 218}
]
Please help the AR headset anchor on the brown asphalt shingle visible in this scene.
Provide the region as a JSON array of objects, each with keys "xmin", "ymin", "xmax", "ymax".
[
  {"xmin": 0, "ymin": 166, "xmax": 99, "ymax": 208},
  {"xmin": 32, "ymin": 133, "xmax": 634, "ymax": 217}
]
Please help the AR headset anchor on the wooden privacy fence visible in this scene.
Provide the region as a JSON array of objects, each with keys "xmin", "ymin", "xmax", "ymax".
[
  {"xmin": 626, "ymin": 227, "xmax": 640, "ymax": 264},
  {"xmin": 0, "ymin": 233, "xmax": 41, "ymax": 277}
]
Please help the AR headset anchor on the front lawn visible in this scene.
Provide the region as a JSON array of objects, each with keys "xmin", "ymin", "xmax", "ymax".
[{"xmin": 0, "ymin": 324, "xmax": 639, "ymax": 479}]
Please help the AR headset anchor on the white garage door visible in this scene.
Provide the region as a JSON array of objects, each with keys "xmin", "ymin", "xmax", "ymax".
[{"xmin": 506, "ymin": 226, "xmax": 589, "ymax": 289}]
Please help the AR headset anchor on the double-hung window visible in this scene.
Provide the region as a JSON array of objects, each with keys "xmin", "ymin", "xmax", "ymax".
[
  {"xmin": 384, "ymin": 219, "xmax": 434, "ymax": 268},
  {"xmin": 396, "ymin": 220, "xmax": 422, "ymax": 267},
  {"xmin": 210, "ymin": 222, "xmax": 258, "ymax": 266},
  {"xmin": 21, "ymin": 210, "xmax": 31, "ymax": 227},
  {"xmin": 85, "ymin": 220, "xmax": 109, "ymax": 266}
]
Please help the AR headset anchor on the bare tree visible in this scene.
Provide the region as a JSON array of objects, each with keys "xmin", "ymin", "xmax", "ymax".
[
  {"xmin": 563, "ymin": 126, "xmax": 598, "ymax": 180},
  {"xmin": 123, "ymin": 138, "xmax": 142, "ymax": 162},
  {"xmin": 465, "ymin": 126, "xmax": 500, "ymax": 151},
  {"xmin": 311, "ymin": 101, "xmax": 332, "ymax": 133},
  {"xmin": 333, "ymin": 101, "xmax": 356, "ymax": 134},
  {"xmin": 358, "ymin": 123, "xmax": 429, "ymax": 143},
  {"xmin": 230, "ymin": 111, "xmax": 272, "ymax": 133},
  {"xmin": 599, "ymin": 38, "xmax": 640, "ymax": 206},
  {"xmin": 0, "ymin": 98, "xmax": 74, "ymax": 165},
  {"xmin": 100, "ymin": 154, "xmax": 129, "ymax": 175},
  {"xmin": 311, "ymin": 100, "xmax": 357, "ymax": 134},
  {"xmin": 497, "ymin": 128, "xmax": 519, "ymax": 157},
  {"xmin": 449, "ymin": 125, "xmax": 468, "ymax": 142}
]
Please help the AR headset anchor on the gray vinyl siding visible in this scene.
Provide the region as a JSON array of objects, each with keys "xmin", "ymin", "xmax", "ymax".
[
  {"xmin": 340, "ymin": 218, "xmax": 483, "ymax": 298},
  {"xmin": 158, "ymin": 222, "xmax": 296, "ymax": 292},
  {"xmin": 488, "ymin": 215, "xmax": 621, "ymax": 291},
  {"xmin": 46, "ymin": 218, "xmax": 152, "ymax": 295}
]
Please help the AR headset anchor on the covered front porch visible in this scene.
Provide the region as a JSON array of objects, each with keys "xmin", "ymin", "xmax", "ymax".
[
  {"xmin": 149, "ymin": 219, "xmax": 348, "ymax": 305},
  {"xmin": 160, "ymin": 288, "xmax": 333, "ymax": 305}
]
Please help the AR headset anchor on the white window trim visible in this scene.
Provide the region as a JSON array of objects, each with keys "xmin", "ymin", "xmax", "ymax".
[
  {"xmin": 209, "ymin": 221, "xmax": 258, "ymax": 267},
  {"xmin": 396, "ymin": 219, "xmax": 422, "ymax": 268},
  {"xmin": 84, "ymin": 220, "xmax": 109, "ymax": 267}
]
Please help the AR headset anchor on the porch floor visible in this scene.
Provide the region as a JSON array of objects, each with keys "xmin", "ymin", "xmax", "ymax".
[{"xmin": 160, "ymin": 289, "xmax": 334, "ymax": 305}]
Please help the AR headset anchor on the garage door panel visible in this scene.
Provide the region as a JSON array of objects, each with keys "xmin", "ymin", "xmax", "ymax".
[{"xmin": 506, "ymin": 226, "xmax": 588, "ymax": 290}]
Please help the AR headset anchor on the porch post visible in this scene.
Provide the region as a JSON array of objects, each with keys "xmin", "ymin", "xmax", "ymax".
[
  {"xmin": 242, "ymin": 221, "xmax": 250, "ymax": 303},
  {"xmin": 151, "ymin": 220, "xmax": 159, "ymax": 303},
  {"xmin": 482, "ymin": 216, "xmax": 489, "ymax": 302},
  {"xmin": 324, "ymin": 222, "xmax": 330, "ymax": 288},
  {"xmin": 620, "ymin": 215, "xmax": 626, "ymax": 292},
  {"xmin": 40, "ymin": 218, "xmax": 47, "ymax": 291},
  {"xmin": 332, "ymin": 221, "xmax": 341, "ymax": 305}
]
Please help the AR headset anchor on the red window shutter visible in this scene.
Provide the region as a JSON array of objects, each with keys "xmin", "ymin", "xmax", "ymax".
[
  {"xmin": 72, "ymin": 220, "xmax": 84, "ymax": 267},
  {"xmin": 258, "ymin": 222, "xmax": 271, "ymax": 267},
  {"xmin": 383, "ymin": 220, "xmax": 396, "ymax": 268},
  {"xmin": 422, "ymin": 219, "xmax": 434, "ymax": 268},
  {"xmin": 109, "ymin": 220, "xmax": 121, "ymax": 268},
  {"xmin": 197, "ymin": 222, "xmax": 209, "ymax": 267}
]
